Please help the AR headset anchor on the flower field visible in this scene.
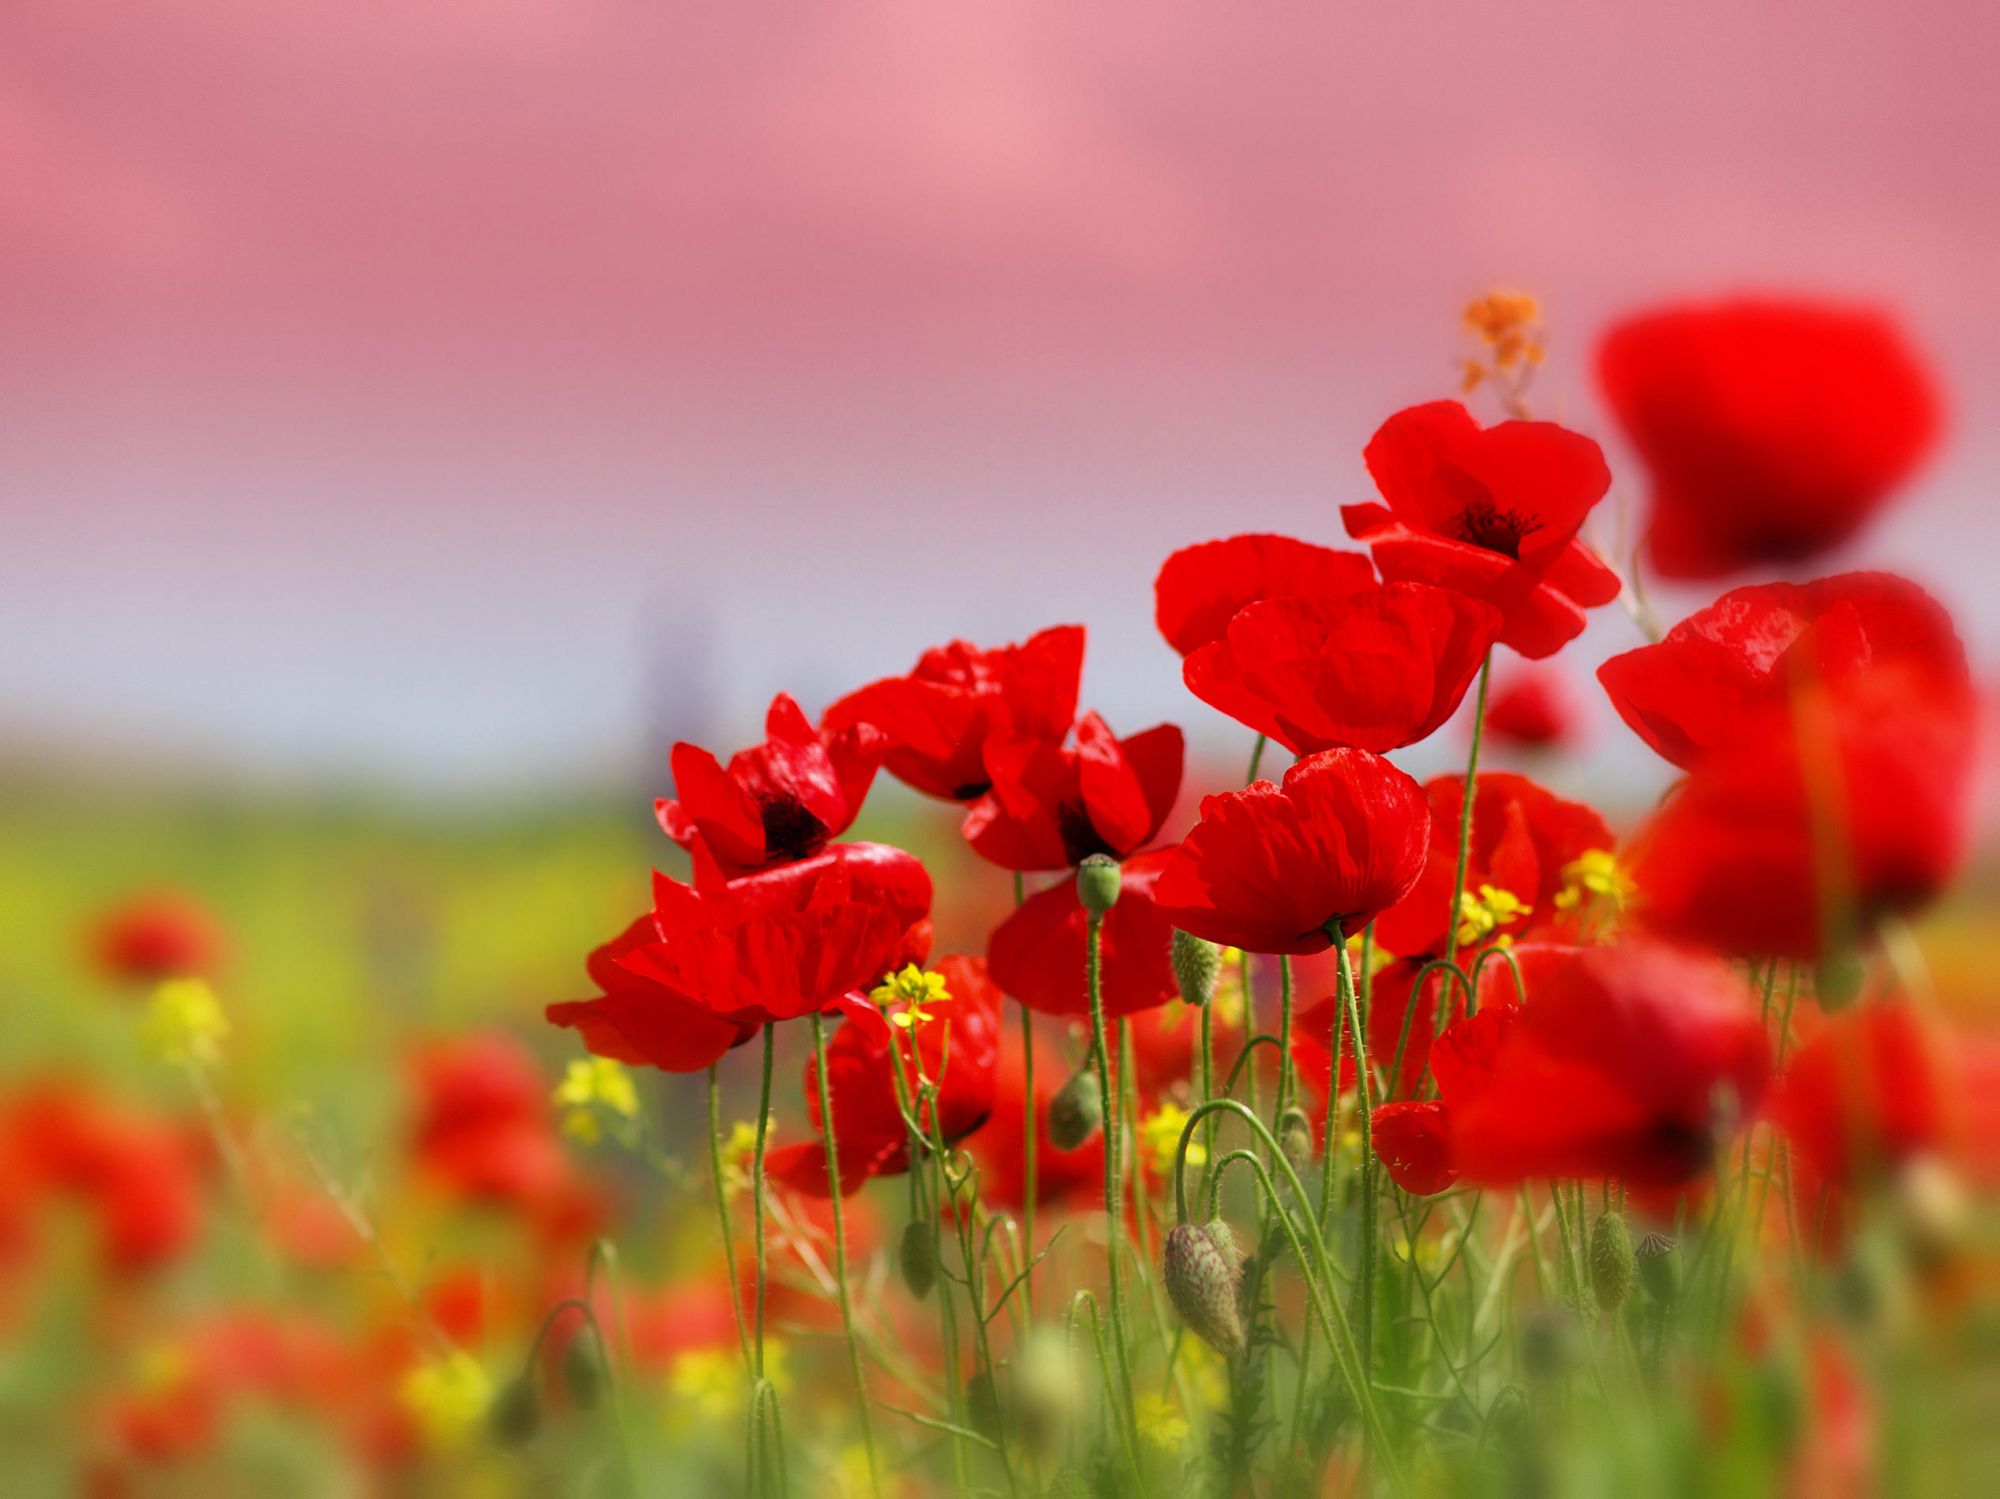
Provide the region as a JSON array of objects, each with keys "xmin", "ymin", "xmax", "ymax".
[{"xmin": 2, "ymin": 297, "xmax": 1995, "ymax": 1499}]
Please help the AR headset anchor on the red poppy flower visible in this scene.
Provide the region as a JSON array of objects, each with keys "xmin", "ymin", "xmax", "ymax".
[
  {"xmin": 1598, "ymin": 571, "xmax": 1966, "ymax": 771},
  {"xmin": 1771, "ymin": 1005, "xmax": 1960, "ymax": 1201},
  {"xmin": 1341, "ymin": 401, "xmax": 1619, "ymax": 659},
  {"xmin": 1370, "ymin": 772, "xmax": 1614, "ymax": 959},
  {"xmin": 961, "ymin": 711, "xmax": 1183, "ymax": 872},
  {"xmin": 1630, "ymin": 664, "xmax": 1976, "ymax": 959},
  {"xmin": 765, "ymin": 955, "xmax": 1002, "ymax": 1197},
  {"xmin": 1481, "ymin": 667, "xmax": 1577, "ymax": 750},
  {"xmin": 824, "ymin": 625, "xmax": 1084, "ymax": 801},
  {"xmin": 1181, "ymin": 583, "xmax": 1501, "ymax": 755},
  {"xmin": 408, "ymin": 1033, "xmax": 574, "ymax": 1214},
  {"xmin": 1369, "ymin": 994, "xmax": 1524, "ymax": 1195},
  {"xmin": 1152, "ymin": 748, "xmax": 1429, "ymax": 956},
  {"xmin": 968, "ymin": 1021, "xmax": 1105, "ymax": 1213},
  {"xmin": 92, "ymin": 893, "xmax": 225, "ymax": 983},
  {"xmin": 2, "ymin": 1083, "xmax": 205, "ymax": 1276},
  {"xmin": 987, "ymin": 848, "xmax": 1181, "ymax": 1020},
  {"xmin": 1447, "ymin": 942, "xmax": 1771, "ymax": 1190},
  {"xmin": 656, "ymin": 693, "xmax": 884, "ymax": 877},
  {"xmin": 621, "ymin": 841, "xmax": 934, "ymax": 1026},
  {"xmin": 1153, "ymin": 534, "xmax": 1379, "ymax": 657},
  {"xmin": 546, "ymin": 914, "xmax": 758, "ymax": 1075},
  {"xmin": 1596, "ymin": 298, "xmax": 1940, "ymax": 578}
]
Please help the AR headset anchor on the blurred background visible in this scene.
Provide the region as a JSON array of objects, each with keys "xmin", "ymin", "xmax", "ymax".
[{"xmin": 3, "ymin": 4, "xmax": 1997, "ymax": 1489}]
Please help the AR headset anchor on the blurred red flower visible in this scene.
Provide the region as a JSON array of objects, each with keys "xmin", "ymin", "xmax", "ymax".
[
  {"xmin": 824, "ymin": 625, "xmax": 1084, "ymax": 801},
  {"xmin": 621, "ymin": 841, "xmax": 933, "ymax": 1027},
  {"xmin": 1445, "ymin": 943, "xmax": 1771, "ymax": 1190},
  {"xmin": 407, "ymin": 1034, "xmax": 576, "ymax": 1216},
  {"xmin": 1597, "ymin": 298, "xmax": 1939, "ymax": 578},
  {"xmin": 1630, "ymin": 663, "xmax": 1977, "ymax": 959},
  {"xmin": 1181, "ymin": 582, "xmax": 1501, "ymax": 755},
  {"xmin": 1370, "ymin": 772, "xmax": 1614, "ymax": 959},
  {"xmin": 968, "ymin": 1020, "xmax": 1104, "ymax": 1213},
  {"xmin": 3, "ymin": 1082, "xmax": 206, "ymax": 1277},
  {"xmin": 1598, "ymin": 572, "xmax": 1966, "ymax": 770},
  {"xmin": 657, "ymin": 693, "xmax": 884, "ymax": 876},
  {"xmin": 1341, "ymin": 401, "xmax": 1619, "ymax": 658},
  {"xmin": 1481, "ymin": 667, "xmax": 1577, "ymax": 750},
  {"xmin": 766, "ymin": 954, "xmax": 1002, "ymax": 1197},
  {"xmin": 92, "ymin": 893, "xmax": 225, "ymax": 984},
  {"xmin": 961, "ymin": 711, "xmax": 1183, "ymax": 872},
  {"xmin": 988, "ymin": 848, "xmax": 1182, "ymax": 1019},
  {"xmin": 1152, "ymin": 748, "xmax": 1429, "ymax": 956},
  {"xmin": 1153, "ymin": 534, "xmax": 1377, "ymax": 657}
]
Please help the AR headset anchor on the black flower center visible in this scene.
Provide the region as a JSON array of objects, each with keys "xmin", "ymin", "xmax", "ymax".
[
  {"xmin": 1055, "ymin": 800, "xmax": 1114, "ymax": 866},
  {"xmin": 1454, "ymin": 501, "xmax": 1538, "ymax": 559},
  {"xmin": 758, "ymin": 793, "xmax": 830, "ymax": 862}
]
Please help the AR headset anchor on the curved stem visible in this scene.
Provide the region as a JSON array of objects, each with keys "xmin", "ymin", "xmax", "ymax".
[
  {"xmin": 810, "ymin": 1012, "xmax": 880, "ymax": 1497},
  {"xmin": 1441, "ymin": 652, "xmax": 1493, "ymax": 972}
]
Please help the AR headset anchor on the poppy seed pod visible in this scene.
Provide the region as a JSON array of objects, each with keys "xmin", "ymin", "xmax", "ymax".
[
  {"xmin": 1164, "ymin": 1221, "xmax": 1246, "ymax": 1357},
  {"xmin": 562, "ymin": 1336, "xmax": 604, "ymax": 1411},
  {"xmin": 1278, "ymin": 1108, "xmax": 1315, "ymax": 1175},
  {"xmin": 1172, "ymin": 929, "xmax": 1223, "ymax": 1007},
  {"xmin": 1047, "ymin": 1067, "xmax": 1103, "ymax": 1150},
  {"xmin": 899, "ymin": 1220, "xmax": 938, "ymax": 1299},
  {"xmin": 1635, "ymin": 1232, "xmax": 1680, "ymax": 1305},
  {"xmin": 1077, "ymin": 854, "xmax": 1122, "ymax": 918},
  {"xmin": 490, "ymin": 1376, "xmax": 540, "ymax": 1447},
  {"xmin": 1590, "ymin": 1211, "xmax": 1636, "ymax": 1311}
]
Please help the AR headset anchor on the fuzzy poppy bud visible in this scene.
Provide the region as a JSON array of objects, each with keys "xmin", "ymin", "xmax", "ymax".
[
  {"xmin": 1077, "ymin": 854, "xmax": 1122, "ymax": 918},
  {"xmin": 1634, "ymin": 1231, "xmax": 1679, "ymax": 1305},
  {"xmin": 1277, "ymin": 1108, "xmax": 1314, "ymax": 1175},
  {"xmin": 1047, "ymin": 1068, "xmax": 1103, "ymax": 1149},
  {"xmin": 490, "ymin": 1376, "xmax": 540, "ymax": 1447},
  {"xmin": 562, "ymin": 1336, "xmax": 603, "ymax": 1411},
  {"xmin": 1172, "ymin": 929, "xmax": 1222, "ymax": 1007},
  {"xmin": 1202, "ymin": 1216, "xmax": 1242, "ymax": 1272},
  {"xmin": 1164, "ymin": 1221, "xmax": 1246, "ymax": 1357},
  {"xmin": 899, "ymin": 1220, "xmax": 937, "ymax": 1299},
  {"xmin": 1589, "ymin": 1211, "xmax": 1636, "ymax": 1311}
]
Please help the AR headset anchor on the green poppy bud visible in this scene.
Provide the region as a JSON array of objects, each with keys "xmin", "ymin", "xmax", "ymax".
[
  {"xmin": 1172, "ymin": 929, "xmax": 1222, "ymax": 1007},
  {"xmin": 966, "ymin": 1370, "xmax": 1003, "ymax": 1442},
  {"xmin": 1634, "ymin": 1231, "xmax": 1680, "ymax": 1305},
  {"xmin": 562, "ymin": 1335, "xmax": 603, "ymax": 1411},
  {"xmin": 1047, "ymin": 1068, "xmax": 1103, "ymax": 1150},
  {"xmin": 1164, "ymin": 1222, "xmax": 1246, "ymax": 1357},
  {"xmin": 1077, "ymin": 854, "xmax": 1122, "ymax": 919},
  {"xmin": 489, "ymin": 1375, "xmax": 540, "ymax": 1447},
  {"xmin": 1589, "ymin": 1211, "xmax": 1636, "ymax": 1312},
  {"xmin": 899, "ymin": 1219, "xmax": 937, "ymax": 1300}
]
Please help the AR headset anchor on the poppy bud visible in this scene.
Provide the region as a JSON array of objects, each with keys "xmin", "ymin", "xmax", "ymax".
[
  {"xmin": 1077, "ymin": 854, "xmax": 1122, "ymax": 918},
  {"xmin": 1277, "ymin": 1108, "xmax": 1314, "ymax": 1175},
  {"xmin": 1172, "ymin": 929, "xmax": 1222, "ymax": 1007},
  {"xmin": 1634, "ymin": 1231, "xmax": 1679, "ymax": 1306},
  {"xmin": 899, "ymin": 1220, "xmax": 937, "ymax": 1300},
  {"xmin": 1164, "ymin": 1221, "xmax": 1246, "ymax": 1357},
  {"xmin": 490, "ymin": 1375, "xmax": 540, "ymax": 1447},
  {"xmin": 1589, "ymin": 1211, "xmax": 1636, "ymax": 1311},
  {"xmin": 1202, "ymin": 1216, "xmax": 1243, "ymax": 1272},
  {"xmin": 966, "ymin": 1369, "xmax": 1003, "ymax": 1442},
  {"xmin": 1047, "ymin": 1068, "xmax": 1103, "ymax": 1149},
  {"xmin": 562, "ymin": 1335, "xmax": 604, "ymax": 1411}
]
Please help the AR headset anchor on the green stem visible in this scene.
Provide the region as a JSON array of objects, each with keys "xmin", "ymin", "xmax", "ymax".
[
  {"xmin": 810, "ymin": 1013, "xmax": 881, "ymax": 1497},
  {"xmin": 1085, "ymin": 913, "xmax": 1139, "ymax": 1439},
  {"xmin": 1441, "ymin": 653, "xmax": 1493, "ymax": 972},
  {"xmin": 1015, "ymin": 870, "xmax": 1037, "ymax": 1317},
  {"xmin": 1246, "ymin": 732, "xmax": 1269, "ymax": 784},
  {"xmin": 753, "ymin": 1028, "xmax": 776, "ymax": 1380},
  {"xmin": 706, "ymin": 1066, "xmax": 754, "ymax": 1375},
  {"xmin": 1337, "ymin": 941, "xmax": 1378, "ymax": 1383}
]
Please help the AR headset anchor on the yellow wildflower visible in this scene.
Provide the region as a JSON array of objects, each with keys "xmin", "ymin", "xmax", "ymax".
[
  {"xmin": 870, "ymin": 964, "xmax": 952, "ymax": 1029},
  {"xmin": 665, "ymin": 1341, "xmax": 789, "ymax": 1428},
  {"xmin": 399, "ymin": 1351, "xmax": 492, "ymax": 1451},
  {"xmin": 1139, "ymin": 1104, "xmax": 1205, "ymax": 1176},
  {"xmin": 142, "ymin": 978, "xmax": 229, "ymax": 1068},
  {"xmin": 1135, "ymin": 1392, "xmax": 1190, "ymax": 1452},
  {"xmin": 553, "ymin": 1056, "xmax": 639, "ymax": 1146},
  {"xmin": 1454, "ymin": 884, "xmax": 1532, "ymax": 948}
]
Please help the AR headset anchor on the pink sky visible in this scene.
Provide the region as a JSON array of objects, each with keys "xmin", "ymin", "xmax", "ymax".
[{"xmin": 5, "ymin": 2, "xmax": 1998, "ymax": 786}]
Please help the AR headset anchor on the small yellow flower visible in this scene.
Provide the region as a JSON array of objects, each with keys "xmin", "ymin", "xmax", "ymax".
[
  {"xmin": 1180, "ymin": 1340, "xmax": 1230, "ymax": 1412},
  {"xmin": 1345, "ymin": 932, "xmax": 1396, "ymax": 978},
  {"xmin": 664, "ymin": 1341, "xmax": 787, "ymax": 1429},
  {"xmin": 720, "ymin": 1118, "xmax": 769, "ymax": 1201},
  {"xmin": 1139, "ymin": 1104, "xmax": 1205, "ymax": 1176},
  {"xmin": 1135, "ymin": 1392, "xmax": 1190, "ymax": 1452},
  {"xmin": 829, "ymin": 1440, "xmax": 901, "ymax": 1497},
  {"xmin": 1454, "ymin": 884, "xmax": 1532, "ymax": 948},
  {"xmin": 1211, "ymin": 947, "xmax": 1247, "ymax": 1029},
  {"xmin": 1553, "ymin": 848, "xmax": 1634, "ymax": 913},
  {"xmin": 870, "ymin": 964, "xmax": 952, "ymax": 1029},
  {"xmin": 399, "ymin": 1351, "xmax": 492, "ymax": 1451},
  {"xmin": 553, "ymin": 1057, "xmax": 639, "ymax": 1145},
  {"xmin": 142, "ymin": 978, "xmax": 229, "ymax": 1068}
]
